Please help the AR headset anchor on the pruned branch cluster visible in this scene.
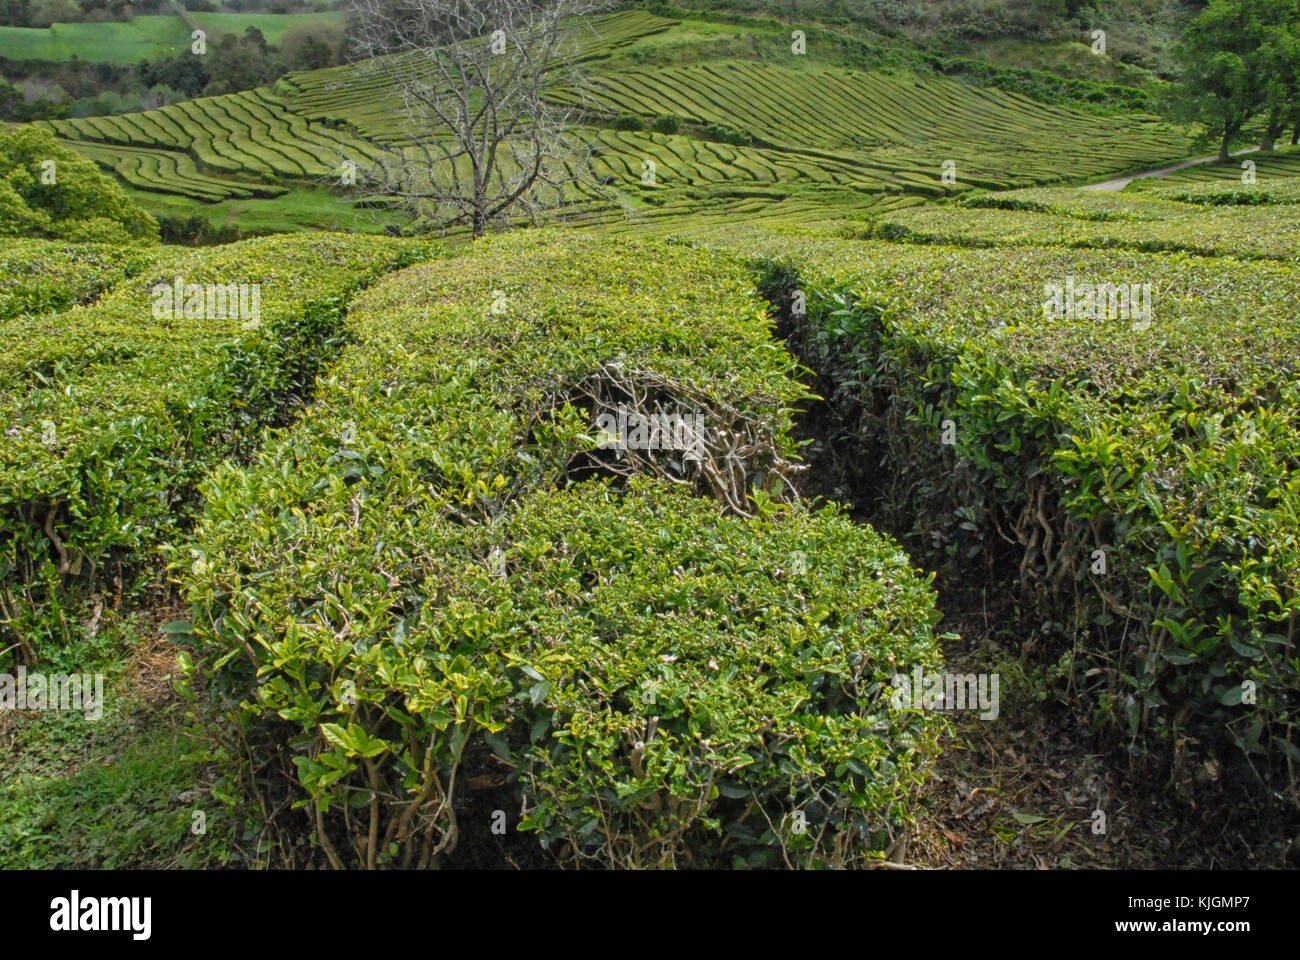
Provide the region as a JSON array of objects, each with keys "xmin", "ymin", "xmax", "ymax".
[{"xmin": 560, "ymin": 362, "xmax": 807, "ymax": 516}]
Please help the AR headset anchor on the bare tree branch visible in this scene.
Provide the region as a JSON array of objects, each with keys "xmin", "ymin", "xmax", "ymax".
[{"xmin": 338, "ymin": 0, "xmax": 614, "ymax": 237}]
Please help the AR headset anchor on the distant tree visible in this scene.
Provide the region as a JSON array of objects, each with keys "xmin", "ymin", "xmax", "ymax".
[
  {"xmin": 28, "ymin": 0, "xmax": 80, "ymax": 27},
  {"xmin": 279, "ymin": 20, "xmax": 345, "ymax": 70},
  {"xmin": 203, "ymin": 32, "xmax": 271, "ymax": 95},
  {"xmin": 244, "ymin": 25, "xmax": 269, "ymax": 55},
  {"xmin": 0, "ymin": 78, "xmax": 22, "ymax": 121},
  {"xmin": 0, "ymin": 125, "xmax": 158, "ymax": 242},
  {"xmin": 1255, "ymin": 9, "xmax": 1300, "ymax": 149},
  {"xmin": 0, "ymin": 0, "xmax": 33, "ymax": 28},
  {"xmin": 345, "ymin": 0, "xmax": 612, "ymax": 237},
  {"xmin": 135, "ymin": 51, "xmax": 209, "ymax": 98},
  {"xmin": 1174, "ymin": 0, "xmax": 1297, "ymax": 160}
]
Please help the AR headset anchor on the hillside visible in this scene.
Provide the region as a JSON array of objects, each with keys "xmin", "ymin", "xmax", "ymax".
[{"xmin": 32, "ymin": 8, "xmax": 1195, "ymax": 235}]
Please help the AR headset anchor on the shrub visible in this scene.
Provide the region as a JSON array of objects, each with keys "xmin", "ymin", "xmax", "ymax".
[
  {"xmin": 614, "ymin": 112, "xmax": 644, "ymax": 131},
  {"xmin": 178, "ymin": 232, "xmax": 945, "ymax": 868},
  {"xmin": 0, "ymin": 125, "xmax": 158, "ymax": 244},
  {"xmin": 0, "ymin": 233, "xmax": 439, "ymax": 664},
  {"xmin": 704, "ymin": 226, "xmax": 1300, "ymax": 810},
  {"xmin": 0, "ymin": 238, "xmax": 159, "ymax": 320},
  {"xmin": 650, "ymin": 114, "xmax": 681, "ymax": 135}
]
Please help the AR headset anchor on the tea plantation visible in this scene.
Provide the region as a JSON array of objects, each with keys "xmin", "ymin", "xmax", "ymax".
[
  {"xmin": 1, "ymin": 0, "xmax": 1298, "ymax": 873},
  {"xmin": 35, "ymin": 8, "xmax": 1194, "ymax": 234}
]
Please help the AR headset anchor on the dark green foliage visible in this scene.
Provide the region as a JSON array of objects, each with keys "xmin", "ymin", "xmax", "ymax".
[
  {"xmin": 179, "ymin": 232, "xmax": 945, "ymax": 869},
  {"xmin": 714, "ymin": 227, "xmax": 1300, "ymax": 811},
  {"xmin": 650, "ymin": 113, "xmax": 681, "ymax": 134}
]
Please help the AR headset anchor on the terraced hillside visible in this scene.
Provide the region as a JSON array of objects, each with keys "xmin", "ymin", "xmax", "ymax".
[
  {"xmin": 36, "ymin": 7, "xmax": 1195, "ymax": 233},
  {"xmin": 853, "ymin": 180, "xmax": 1300, "ymax": 261}
]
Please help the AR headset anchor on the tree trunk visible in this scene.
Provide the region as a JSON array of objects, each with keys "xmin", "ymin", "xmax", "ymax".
[
  {"xmin": 1261, "ymin": 121, "xmax": 1282, "ymax": 152},
  {"xmin": 1291, "ymin": 120, "xmax": 1299, "ymax": 146},
  {"xmin": 1218, "ymin": 129, "xmax": 1232, "ymax": 163},
  {"xmin": 472, "ymin": 208, "xmax": 486, "ymax": 238}
]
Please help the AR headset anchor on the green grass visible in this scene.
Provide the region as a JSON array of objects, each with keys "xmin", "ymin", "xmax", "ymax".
[
  {"xmin": 0, "ymin": 617, "xmax": 210, "ymax": 870},
  {"xmin": 0, "ymin": 13, "xmax": 343, "ymax": 64},
  {"xmin": 0, "ymin": 16, "xmax": 190, "ymax": 63},
  {"xmin": 122, "ymin": 184, "xmax": 409, "ymax": 235}
]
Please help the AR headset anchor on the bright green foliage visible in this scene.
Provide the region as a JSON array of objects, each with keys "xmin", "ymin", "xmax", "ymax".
[
  {"xmin": 699, "ymin": 224, "xmax": 1300, "ymax": 807},
  {"xmin": 178, "ymin": 232, "xmax": 945, "ymax": 868},
  {"xmin": 857, "ymin": 187, "xmax": 1300, "ymax": 260},
  {"xmin": 0, "ymin": 238, "xmax": 160, "ymax": 320},
  {"xmin": 0, "ymin": 126, "xmax": 159, "ymax": 244},
  {"xmin": 0, "ymin": 233, "xmax": 439, "ymax": 663}
]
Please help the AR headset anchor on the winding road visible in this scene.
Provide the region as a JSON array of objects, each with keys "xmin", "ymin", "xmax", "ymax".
[{"xmin": 1081, "ymin": 147, "xmax": 1261, "ymax": 191}]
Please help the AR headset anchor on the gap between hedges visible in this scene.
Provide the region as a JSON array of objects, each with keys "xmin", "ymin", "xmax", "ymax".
[
  {"xmin": 0, "ymin": 236, "xmax": 441, "ymax": 667},
  {"xmin": 751, "ymin": 256, "xmax": 1300, "ymax": 852}
]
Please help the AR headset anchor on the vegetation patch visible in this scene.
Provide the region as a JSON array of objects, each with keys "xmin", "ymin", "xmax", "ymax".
[
  {"xmin": 176, "ymin": 232, "xmax": 945, "ymax": 869},
  {"xmin": 698, "ymin": 226, "xmax": 1300, "ymax": 815},
  {"xmin": 0, "ymin": 232, "xmax": 438, "ymax": 665}
]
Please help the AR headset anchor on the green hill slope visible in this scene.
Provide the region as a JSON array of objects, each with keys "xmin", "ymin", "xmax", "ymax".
[{"xmin": 31, "ymin": 7, "xmax": 1195, "ymax": 235}]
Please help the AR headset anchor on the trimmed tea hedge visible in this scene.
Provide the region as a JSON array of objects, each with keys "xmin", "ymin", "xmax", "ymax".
[
  {"xmin": 855, "ymin": 200, "xmax": 1300, "ymax": 261},
  {"xmin": 702, "ymin": 226, "xmax": 1300, "ymax": 808},
  {"xmin": 178, "ymin": 232, "xmax": 945, "ymax": 869},
  {"xmin": 0, "ymin": 238, "xmax": 161, "ymax": 321},
  {"xmin": 1140, "ymin": 175, "xmax": 1300, "ymax": 207},
  {"xmin": 0, "ymin": 233, "xmax": 439, "ymax": 662}
]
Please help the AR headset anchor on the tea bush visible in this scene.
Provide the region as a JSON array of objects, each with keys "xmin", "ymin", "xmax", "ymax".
[
  {"xmin": 0, "ymin": 238, "xmax": 161, "ymax": 321},
  {"xmin": 854, "ymin": 201, "xmax": 1299, "ymax": 261},
  {"xmin": 178, "ymin": 232, "xmax": 945, "ymax": 868},
  {"xmin": 700, "ymin": 226, "xmax": 1300, "ymax": 808},
  {"xmin": 0, "ymin": 233, "xmax": 439, "ymax": 663}
]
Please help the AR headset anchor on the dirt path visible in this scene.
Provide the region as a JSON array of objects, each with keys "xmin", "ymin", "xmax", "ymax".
[{"xmin": 1081, "ymin": 147, "xmax": 1260, "ymax": 191}]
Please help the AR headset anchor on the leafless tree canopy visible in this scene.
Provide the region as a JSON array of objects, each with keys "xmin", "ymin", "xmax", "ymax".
[{"xmin": 345, "ymin": 0, "xmax": 611, "ymax": 236}]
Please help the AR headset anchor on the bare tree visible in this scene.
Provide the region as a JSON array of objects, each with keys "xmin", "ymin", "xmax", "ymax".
[{"xmin": 345, "ymin": 0, "xmax": 611, "ymax": 237}]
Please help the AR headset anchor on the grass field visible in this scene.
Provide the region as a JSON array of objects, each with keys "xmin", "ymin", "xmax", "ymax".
[{"xmin": 0, "ymin": 13, "xmax": 343, "ymax": 64}]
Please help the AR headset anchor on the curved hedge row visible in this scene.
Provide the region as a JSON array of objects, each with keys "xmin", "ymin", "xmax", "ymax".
[
  {"xmin": 0, "ymin": 233, "xmax": 439, "ymax": 663},
  {"xmin": 855, "ymin": 200, "xmax": 1300, "ymax": 261},
  {"xmin": 0, "ymin": 238, "xmax": 161, "ymax": 322},
  {"xmin": 178, "ymin": 232, "xmax": 945, "ymax": 869},
  {"xmin": 700, "ymin": 226, "xmax": 1300, "ymax": 809}
]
